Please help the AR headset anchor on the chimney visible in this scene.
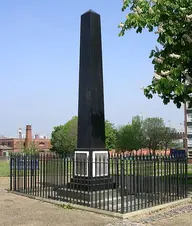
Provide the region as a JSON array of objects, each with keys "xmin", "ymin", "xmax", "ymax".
[{"xmin": 25, "ymin": 125, "xmax": 32, "ymax": 149}]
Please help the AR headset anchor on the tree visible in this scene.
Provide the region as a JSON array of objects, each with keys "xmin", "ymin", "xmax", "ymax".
[
  {"xmin": 116, "ymin": 115, "xmax": 144, "ymax": 152},
  {"xmin": 105, "ymin": 120, "xmax": 117, "ymax": 150},
  {"xmin": 160, "ymin": 127, "xmax": 177, "ymax": 154},
  {"xmin": 131, "ymin": 115, "xmax": 145, "ymax": 150},
  {"xmin": 142, "ymin": 117, "xmax": 165, "ymax": 154},
  {"xmin": 51, "ymin": 117, "xmax": 116, "ymax": 154},
  {"xmin": 171, "ymin": 140, "xmax": 184, "ymax": 149},
  {"xmin": 116, "ymin": 124, "xmax": 134, "ymax": 152},
  {"xmin": 119, "ymin": 0, "xmax": 192, "ymax": 108},
  {"xmin": 51, "ymin": 116, "xmax": 78, "ymax": 156},
  {"xmin": 23, "ymin": 142, "xmax": 39, "ymax": 155}
]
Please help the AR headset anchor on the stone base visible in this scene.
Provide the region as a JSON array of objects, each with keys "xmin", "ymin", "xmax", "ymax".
[
  {"xmin": 71, "ymin": 148, "xmax": 115, "ymax": 192},
  {"xmin": 68, "ymin": 176, "xmax": 115, "ymax": 191},
  {"xmin": 48, "ymin": 188, "xmax": 151, "ymax": 212},
  {"xmin": 50, "ymin": 188, "xmax": 121, "ymax": 204}
]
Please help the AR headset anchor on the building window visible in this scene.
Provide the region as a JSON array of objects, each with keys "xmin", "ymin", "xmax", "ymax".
[
  {"xmin": 7, "ymin": 142, "xmax": 12, "ymax": 147},
  {"xmin": 188, "ymin": 138, "xmax": 192, "ymax": 146},
  {"xmin": 187, "ymin": 102, "xmax": 192, "ymax": 109},
  {"xmin": 187, "ymin": 114, "xmax": 192, "ymax": 122},
  {"xmin": 39, "ymin": 142, "xmax": 45, "ymax": 147},
  {"xmin": 188, "ymin": 126, "xmax": 192, "ymax": 134}
]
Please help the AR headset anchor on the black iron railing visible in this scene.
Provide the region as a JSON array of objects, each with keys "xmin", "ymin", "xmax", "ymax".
[{"xmin": 10, "ymin": 153, "xmax": 188, "ymax": 214}]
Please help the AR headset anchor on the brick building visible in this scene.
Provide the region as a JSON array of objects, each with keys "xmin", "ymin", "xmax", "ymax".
[{"xmin": 0, "ymin": 125, "xmax": 51, "ymax": 156}]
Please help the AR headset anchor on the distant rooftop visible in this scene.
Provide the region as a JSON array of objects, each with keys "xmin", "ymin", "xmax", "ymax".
[{"xmin": 0, "ymin": 145, "xmax": 12, "ymax": 150}]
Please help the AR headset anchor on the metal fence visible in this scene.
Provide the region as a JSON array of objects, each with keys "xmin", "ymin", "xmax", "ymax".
[{"xmin": 10, "ymin": 153, "xmax": 188, "ymax": 214}]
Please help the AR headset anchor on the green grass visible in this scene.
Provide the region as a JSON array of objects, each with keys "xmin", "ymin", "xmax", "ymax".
[
  {"xmin": 1, "ymin": 158, "xmax": 192, "ymax": 179},
  {"xmin": 188, "ymin": 178, "xmax": 192, "ymax": 184},
  {"xmin": 0, "ymin": 161, "xmax": 10, "ymax": 177},
  {"xmin": 44, "ymin": 159, "xmax": 72, "ymax": 175},
  {"xmin": 188, "ymin": 164, "xmax": 192, "ymax": 172},
  {"xmin": 0, "ymin": 160, "xmax": 38, "ymax": 177},
  {"xmin": 29, "ymin": 159, "xmax": 191, "ymax": 178}
]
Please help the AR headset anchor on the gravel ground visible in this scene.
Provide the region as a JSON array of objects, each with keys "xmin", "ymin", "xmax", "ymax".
[
  {"xmin": 0, "ymin": 178, "xmax": 133, "ymax": 226},
  {"xmin": 0, "ymin": 177, "xmax": 192, "ymax": 226},
  {"xmin": 131, "ymin": 203, "xmax": 192, "ymax": 226},
  {"xmin": 0, "ymin": 189, "xmax": 117, "ymax": 226}
]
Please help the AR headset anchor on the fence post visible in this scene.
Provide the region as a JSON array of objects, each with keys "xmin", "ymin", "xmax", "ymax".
[
  {"xmin": 176, "ymin": 156, "xmax": 179, "ymax": 197},
  {"xmin": 154, "ymin": 155, "xmax": 156, "ymax": 205},
  {"xmin": 120, "ymin": 154, "xmax": 125, "ymax": 214},
  {"xmin": 14, "ymin": 155, "xmax": 16, "ymax": 191},
  {"xmin": 185, "ymin": 154, "xmax": 188, "ymax": 198},
  {"xmin": 17, "ymin": 154, "xmax": 20, "ymax": 192},
  {"xmin": 24, "ymin": 154, "xmax": 26, "ymax": 191},
  {"xmin": 10, "ymin": 154, "xmax": 12, "ymax": 191}
]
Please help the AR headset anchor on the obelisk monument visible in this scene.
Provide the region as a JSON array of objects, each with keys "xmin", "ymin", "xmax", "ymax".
[
  {"xmin": 70, "ymin": 10, "xmax": 113, "ymax": 190},
  {"xmin": 77, "ymin": 10, "xmax": 105, "ymax": 150}
]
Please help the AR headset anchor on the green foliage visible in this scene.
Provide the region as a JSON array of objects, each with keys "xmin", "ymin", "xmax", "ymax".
[
  {"xmin": 171, "ymin": 140, "xmax": 184, "ymax": 149},
  {"xmin": 0, "ymin": 161, "xmax": 10, "ymax": 177},
  {"xmin": 116, "ymin": 124, "xmax": 133, "ymax": 151},
  {"xmin": 51, "ymin": 117, "xmax": 117, "ymax": 154},
  {"xmin": 142, "ymin": 117, "xmax": 165, "ymax": 153},
  {"xmin": 116, "ymin": 115, "xmax": 143, "ymax": 151},
  {"xmin": 51, "ymin": 116, "xmax": 78, "ymax": 156},
  {"xmin": 105, "ymin": 120, "xmax": 117, "ymax": 149},
  {"xmin": 131, "ymin": 116, "xmax": 144, "ymax": 150},
  {"xmin": 23, "ymin": 142, "xmax": 39, "ymax": 155},
  {"xmin": 51, "ymin": 115, "xmax": 179, "ymax": 154},
  {"xmin": 160, "ymin": 127, "xmax": 177, "ymax": 151},
  {"xmin": 116, "ymin": 116, "xmax": 178, "ymax": 153},
  {"xmin": 119, "ymin": 0, "xmax": 192, "ymax": 107}
]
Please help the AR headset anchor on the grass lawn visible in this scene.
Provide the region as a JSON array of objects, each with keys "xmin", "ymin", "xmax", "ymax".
[
  {"xmin": 188, "ymin": 178, "xmax": 192, "ymax": 184},
  {"xmin": 0, "ymin": 161, "xmax": 10, "ymax": 177},
  {"xmin": 1, "ymin": 158, "xmax": 192, "ymax": 180},
  {"xmin": 188, "ymin": 164, "xmax": 192, "ymax": 172}
]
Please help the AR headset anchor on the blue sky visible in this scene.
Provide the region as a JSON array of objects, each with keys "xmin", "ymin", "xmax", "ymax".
[{"xmin": 0, "ymin": 0, "xmax": 184, "ymax": 137}]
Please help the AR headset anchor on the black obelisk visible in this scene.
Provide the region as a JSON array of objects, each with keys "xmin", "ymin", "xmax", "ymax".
[
  {"xmin": 77, "ymin": 10, "xmax": 105, "ymax": 149},
  {"xmin": 71, "ymin": 10, "xmax": 114, "ymax": 191}
]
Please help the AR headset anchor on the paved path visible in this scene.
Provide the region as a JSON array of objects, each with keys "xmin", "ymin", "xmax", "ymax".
[
  {"xmin": 0, "ymin": 189, "xmax": 116, "ymax": 226},
  {"xmin": 0, "ymin": 177, "xmax": 192, "ymax": 226},
  {"xmin": 0, "ymin": 177, "xmax": 116, "ymax": 226},
  {"xmin": 105, "ymin": 203, "xmax": 192, "ymax": 226},
  {"xmin": 132, "ymin": 203, "xmax": 192, "ymax": 226}
]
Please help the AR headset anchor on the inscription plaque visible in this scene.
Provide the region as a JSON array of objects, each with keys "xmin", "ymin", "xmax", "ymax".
[
  {"xmin": 75, "ymin": 153, "xmax": 88, "ymax": 176},
  {"xmin": 93, "ymin": 152, "xmax": 108, "ymax": 177}
]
